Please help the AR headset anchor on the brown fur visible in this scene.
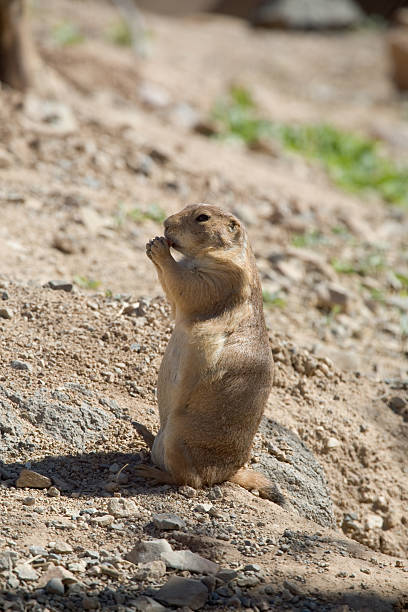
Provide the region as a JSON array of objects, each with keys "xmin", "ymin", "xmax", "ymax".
[{"xmin": 135, "ymin": 203, "xmax": 284, "ymax": 504}]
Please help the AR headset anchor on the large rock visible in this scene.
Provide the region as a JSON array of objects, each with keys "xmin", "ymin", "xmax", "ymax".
[{"xmin": 253, "ymin": 417, "xmax": 335, "ymax": 527}]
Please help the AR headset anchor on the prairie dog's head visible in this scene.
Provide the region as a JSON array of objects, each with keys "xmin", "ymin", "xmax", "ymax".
[{"xmin": 164, "ymin": 204, "xmax": 246, "ymax": 258}]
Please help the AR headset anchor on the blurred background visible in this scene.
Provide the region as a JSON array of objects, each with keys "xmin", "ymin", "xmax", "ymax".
[{"xmin": 0, "ymin": 0, "xmax": 408, "ymax": 378}]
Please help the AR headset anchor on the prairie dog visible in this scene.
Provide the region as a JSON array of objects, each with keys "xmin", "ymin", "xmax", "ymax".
[{"xmin": 135, "ymin": 203, "xmax": 284, "ymax": 503}]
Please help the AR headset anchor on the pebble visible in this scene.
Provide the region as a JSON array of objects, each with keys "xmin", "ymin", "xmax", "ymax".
[
  {"xmin": 208, "ymin": 486, "xmax": 223, "ymax": 500},
  {"xmin": 131, "ymin": 596, "xmax": 168, "ymax": 611},
  {"xmin": 107, "ymin": 497, "xmax": 138, "ymax": 518},
  {"xmin": 82, "ymin": 596, "xmax": 100, "ymax": 610},
  {"xmin": 325, "ymin": 437, "xmax": 341, "ymax": 450},
  {"xmin": 99, "ymin": 564, "xmax": 121, "ymax": 578},
  {"xmin": 22, "ymin": 496, "xmax": 36, "ymax": 506},
  {"xmin": 0, "ymin": 307, "xmax": 13, "ymax": 319},
  {"xmin": 10, "ymin": 360, "xmax": 32, "ymax": 372},
  {"xmin": 194, "ymin": 503, "xmax": 213, "ymax": 513},
  {"xmin": 155, "ymin": 576, "xmax": 208, "ymax": 610},
  {"xmin": 16, "ymin": 469, "xmax": 51, "ymax": 489},
  {"xmin": 364, "ymin": 513, "xmax": 383, "ymax": 530},
  {"xmin": 46, "ymin": 280, "xmax": 73, "ymax": 292},
  {"xmin": 51, "ymin": 541, "xmax": 73, "ymax": 554},
  {"xmin": 179, "ymin": 485, "xmax": 196, "ymax": 498},
  {"xmin": 161, "ymin": 549, "xmax": 218, "ymax": 574},
  {"xmin": 216, "ymin": 569, "xmax": 238, "ymax": 582},
  {"xmin": 16, "ymin": 564, "xmax": 39, "ymax": 581},
  {"xmin": 38, "ymin": 565, "xmax": 78, "ymax": 587},
  {"xmin": 29, "ymin": 546, "xmax": 47, "ymax": 556},
  {"xmin": 134, "ymin": 560, "xmax": 167, "ymax": 580},
  {"xmin": 0, "ymin": 551, "xmax": 17, "ymax": 571},
  {"xmin": 153, "ymin": 513, "xmax": 186, "ymax": 530},
  {"xmin": 67, "ymin": 560, "xmax": 87, "ymax": 573},
  {"xmin": 46, "ymin": 577, "xmax": 65, "ymax": 595},
  {"xmin": 90, "ymin": 515, "xmax": 115, "ymax": 527},
  {"xmin": 47, "ymin": 486, "xmax": 61, "ymax": 497},
  {"xmin": 126, "ymin": 538, "xmax": 173, "ymax": 564}
]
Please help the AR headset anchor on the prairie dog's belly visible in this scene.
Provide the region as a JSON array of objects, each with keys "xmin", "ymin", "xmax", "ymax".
[
  {"xmin": 157, "ymin": 324, "xmax": 190, "ymax": 423},
  {"xmin": 157, "ymin": 323, "xmax": 226, "ymax": 423}
]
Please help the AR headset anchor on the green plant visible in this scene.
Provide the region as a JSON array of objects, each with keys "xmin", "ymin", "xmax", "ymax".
[
  {"xmin": 129, "ymin": 203, "xmax": 166, "ymax": 224},
  {"xmin": 106, "ymin": 19, "xmax": 133, "ymax": 47},
  {"xmin": 291, "ymin": 229, "xmax": 327, "ymax": 248},
  {"xmin": 114, "ymin": 203, "xmax": 166, "ymax": 227},
  {"xmin": 331, "ymin": 249, "xmax": 386, "ymax": 277},
  {"xmin": 52, "ymin": 21, "xmax": 84, "ymax": 46},
  {"xmin": 395, "ymin": 272, "xmax": 408, "ymax": 294},
  {"xmin": 274, "ymin": 123, "xmax": 408, "ymax": 207},
  {"xmin": 262, "ymin": 290, "xmax": 286, "ymax": 308},
  {"xmin": 212, "ymin": 86, "xmax": 272, "ymax": 145},
  {"xmin": 331, "ymin": 258, "xmax": 357, "ymax": 275},
  {"xmin": 74, "ymin": 276, "xmax": 101, "ymax": 290},
  {"xmin": 210, "ymin": 86, "xmax": 408, "ymax": 206}
]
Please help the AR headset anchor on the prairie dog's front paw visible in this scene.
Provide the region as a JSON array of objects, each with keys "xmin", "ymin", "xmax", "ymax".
[{"xmin": 146, "ymin": 236, "xmax": 171, "ymax": 264}]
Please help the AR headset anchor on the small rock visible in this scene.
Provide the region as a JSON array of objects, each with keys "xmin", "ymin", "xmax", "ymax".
[
  {"xmin": 216, "ymin": 569, "xmax": 238, "ymax": 583},
  {"xmin": 107, "ymin": 497, "xmax": 138, "ymax": 518},
  {"xmin": 22, "ymin": 496, "xmax": 36, "ymax": 506},
  {"xmin": 16, "ymin": 469, "xmax": 51, "ymax": 489},
  {"xmin": 207, "ymin": 486, "xmax": 223, "ymax": 500},
  {"xmin": 161, "ymin": 550, "xmax": 218, "ymax": 574},
  {"xmin": 0, "ymin": 307, "xmax": 13, "ymax": 319},
  {"xmin": 244, "ymin": 563, "xmax": 262, "ymax": 572},
  {"xmin": 0, "ymin": 551, "xmax": 17, "ymax": 571},
  {"xmin": 82, "ymin": 596, "xmax": 100, "ymax": 610},
  {"xmin": 38, "ymin": 565, "xmax": 78, "ymax": 587},
  {"xmin": 67, "ymin": 560, "xmax": 87, "ymax": 573},
  {"xmin": 364, "ymin": 513, "xmax": 384, "ymax": 530},
  {"xmin": 90, "ymin": 515, "xmax": 114, "ymax": 527},
  {"xmin": 29, "ymin": 546, "xmax": 47, "ymax": 556},
  {"xmin": 131, "ymin": 596, "xmax": 168, "ymax": 612},
  {"xmin": 46, "ymin": 280, "xmax": 73, "ymax": 292},
  {"xmin": 135, "ymin": 560, "xmax": 167, "ymax": 581},
  {"xmin": 16, "ymin": 564, "xmax": 39, "ymax": 581},
  {"xmin": 100, "ymin": 564, "xmax": 121, "ymax": 578},
  {"xmin": 153, "ymin": 513, "xmax": 186, "ymax": 530},
  {"xmin": 155, "ymin": 576, "xmax": 208, "ymax": 610},
  {"xmin": 11, "ymin": 360, "xmax": 32, "ymax": 372},
  {"xmin": 47, "ymin": 486, "xmax": 60, "ymax": 497},
  {"xmin": 383, "ymin": 511, "xmax": 399, "ymax": 530},
  {"xmin": 315, "ymin": 283, "xmax": 350, "ymax": 312},
  {"xmin": 179, "ymin": 485, "xmax": 196, "ymax": 498},
  {"xmin": 51, "ymin": 541, "xmax": 73, "ymax": 554},
  {"xmin": 46, "ymin": 577, "xmax": 65, "ymax": 595},
  {"xmin": 236, "ymin": 574, "xmax": 260, "ymax": 587},
  {"xmin": 325, "ymin": 437, "xmax": 341, "ymax": 450},
  {"xmin": 126, "ymin": 539, "xmax": 173, "ymax": 564},
  {"xmin": 194, "ymin": 503, "xmax": 212, "ymax": 513}
]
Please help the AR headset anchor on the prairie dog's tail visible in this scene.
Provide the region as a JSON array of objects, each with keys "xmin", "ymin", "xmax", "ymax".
[{"xmin": 229, "ymin": 467, "xmax": 287, "ymax": 507}]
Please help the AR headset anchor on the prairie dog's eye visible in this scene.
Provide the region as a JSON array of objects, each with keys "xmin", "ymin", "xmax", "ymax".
[{"xmin": 195, "ymin": 214, "xmax": 210, "ymax": 223}]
